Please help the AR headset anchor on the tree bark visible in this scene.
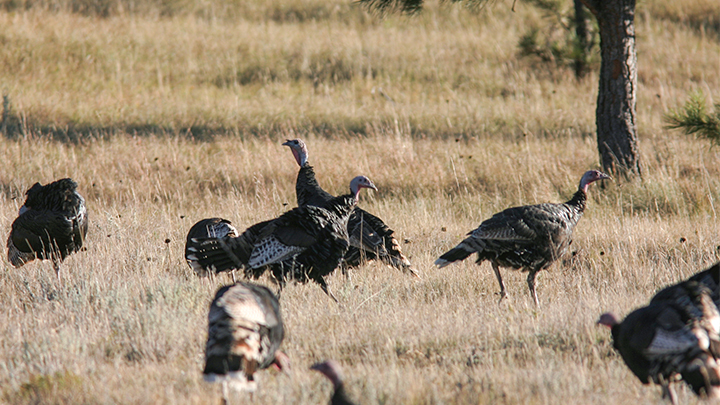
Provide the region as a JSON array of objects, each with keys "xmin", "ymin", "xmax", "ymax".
[
  {"xmin": 573, "ymin": 0, "xmax": 589, "ymax": 78},
  {"xmin": 581, "ymin": 0, "xmax": 641, "ymax": 178}
]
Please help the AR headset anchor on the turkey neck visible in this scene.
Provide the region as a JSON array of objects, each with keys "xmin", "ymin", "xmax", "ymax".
[
  {"xmin": 565, "ymin": 187, "xmax": 588, "ymax": 216},
  {"xmin": 331, "ymin": 382, "xmax": 354, "ymax": 405},
  {"xmin": 297, "ymin": 163, "xmax": 334, "ymax": 207},
  {"xmin": 609, "ymin": 324, "xmax": 621, "ymax": 351},
  {"xmin": 326, "ymin": 193, "xmax": 357, "ymax": 221}
]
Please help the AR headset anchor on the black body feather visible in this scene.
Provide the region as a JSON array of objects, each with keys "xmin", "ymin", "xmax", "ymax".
[{"xmin": 7, "ymin": 178, "xmax": 88, "ymax": 273}]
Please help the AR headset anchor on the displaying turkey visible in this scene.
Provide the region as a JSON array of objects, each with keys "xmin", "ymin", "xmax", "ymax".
[
  {"xmin": 187, "ymin": 176, "xmax": 377, "ymax": 301},
  {"xmin": 435, "ymin": 169, "xmax": 610, "ymax": 306},
  {"xmin": 204, "ymin": 282, "xmax": 289, "ymax": 399},
  {"xmin": 185, "ymin": 218, "xmax": 239, "ymax": 278},
  {"xmin": 283, "ymin": 139, "xmax": 417, "ymax": 277},
  {"xmin": 311, "ymin": 360, "xmax": 357, "ymax": 405},
  {"xmin": 598, "ymin": 282, "xmax": 720, "ymax": 404},
  {"xmin": 7, "ymin": 178, "xmax": 88, "ymax": 278}
]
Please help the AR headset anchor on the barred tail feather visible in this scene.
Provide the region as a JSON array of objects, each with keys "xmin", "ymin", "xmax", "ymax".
[
  {"xmin": 187, "ymin": 237, "xmax": 245, "ymax": 275},
  {"xmin": 435, "ymin": 242, "xmax": 476, "ymax": 268},
  {"xmin": 383, "ymin": 236, "xmax": 419, "ymax": 277}
]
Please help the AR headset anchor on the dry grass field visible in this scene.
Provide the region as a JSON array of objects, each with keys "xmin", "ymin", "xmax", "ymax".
[{"xmin": 1, "ymin": 0, "xmax": 720, "ymax": 403}]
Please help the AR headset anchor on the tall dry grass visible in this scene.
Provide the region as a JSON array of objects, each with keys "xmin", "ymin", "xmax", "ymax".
[
  {"xmin": 1, "ymin": 0, "xmax": 720, "ymax": 404},
  {"xmin": 1, "ymin": 132, "xmax": 720, "ymax": 404}
]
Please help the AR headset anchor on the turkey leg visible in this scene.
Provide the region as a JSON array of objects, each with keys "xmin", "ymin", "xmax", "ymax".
[{"xmin": 491, "ymin": 262, "xmax": 508, "ymax": 303}]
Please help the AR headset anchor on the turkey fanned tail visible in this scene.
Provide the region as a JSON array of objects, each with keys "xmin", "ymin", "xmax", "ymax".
[
  {"xmin": 344, "ymin": 209, "xmax": 417, "ymax": 276},
  {"xmin": 184, "ymin": 218, "xmax": 239, "ymax": 277}
]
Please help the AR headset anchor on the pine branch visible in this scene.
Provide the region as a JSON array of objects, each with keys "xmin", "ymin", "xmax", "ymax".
[{"xmin": 665, "ymin": 93, "xmax": 720, "ymax": 144}]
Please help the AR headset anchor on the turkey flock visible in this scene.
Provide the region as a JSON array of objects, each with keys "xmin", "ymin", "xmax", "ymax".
[{"xmin": 5, "ymin": 138, "xmax": 720, "ymax": 404}]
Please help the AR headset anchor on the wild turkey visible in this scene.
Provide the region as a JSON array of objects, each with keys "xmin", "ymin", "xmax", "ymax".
[
  {"xmin": 283, "ymin": 139, "xmax": 417, "ymax": 277},
  {"xmin": 204, "ymin": 282, "xmax": 289, "ymax": 398},
  {"xmin": 598, "ymin": 282, "xmax": 720, "ymax": 404},
  {"xmin": 187, "ymin": 176, "xmax": 377, "ymax": 301},
  {"xmin": 311, "ymin": 360, "xmax": 357, "ymax": 405},
  {"xmin": 434, "ymin": 169, "xmax": 610, "ymax": 306},
  {"xmin": 6, "ymin": 178, "xmax": 88, "ymax": 277},
  {"xmin": 651, "ymin": 262, "xmax": 720, "ymax": 305},
  {"xmin": 185, "ymin": 218, "xmax": 239, "ymax": 278}
]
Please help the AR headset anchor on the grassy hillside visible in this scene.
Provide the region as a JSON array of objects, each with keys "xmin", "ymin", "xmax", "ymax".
[
  {"xmin": 1, "ymin": 0, "xmax": 720, "ymax": 403},
  {"xmin": 0, "ymin": 0, "xmax": 715, "ymax": 138}
]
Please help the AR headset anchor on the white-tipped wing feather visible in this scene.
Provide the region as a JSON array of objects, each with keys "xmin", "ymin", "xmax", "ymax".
[
  {"xmin": 645, "ymin": 328, "xmax": 699, "ymax": 356},
  {"xmin": 248, "ymin": 235, "xmax": 305, "ymax": 269}
]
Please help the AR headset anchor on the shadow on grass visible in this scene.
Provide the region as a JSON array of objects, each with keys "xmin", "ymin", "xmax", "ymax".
[
  {"xmin": 1, "ymin": 114, "xmax": 587, "ymax": 145},
  {"xmin": 0, "ymin": 116, "xmax": 486, "ymax": 144},
  {"xmin": 2, "ymin": 120, "xmax": 236, "ymax": 143}
]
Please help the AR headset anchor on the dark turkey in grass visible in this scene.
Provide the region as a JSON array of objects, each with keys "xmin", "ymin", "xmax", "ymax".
[
  {"xmin": 283, "ymin": 139, "xmax": 418, "ymax": 277},
  {"xmin": 187, "ymin": 176, "xmax": 377, "ymax": 301},
  {"xmin": 204, "ymin": 282, "xmax": 289, "ymax": 400},
  {"xmin": 598, "ymin": 281, "xmax": 720, "ymax": 404},
  {"xmin": 7, "ymin": 178, "xmax": 88, "ymax": 278},
  {"xmin": 435, "ymin": 169, "xmax": 610, "ymax": 306}
]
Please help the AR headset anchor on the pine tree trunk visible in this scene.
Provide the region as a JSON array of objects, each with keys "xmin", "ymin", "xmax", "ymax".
[
  {"xmin": 582, "ymin": 0, "xmax": 641, "ymax": 178},
  {"xmin": 573, "ymin": 0, "xmax": 589, "ymax": 78}
]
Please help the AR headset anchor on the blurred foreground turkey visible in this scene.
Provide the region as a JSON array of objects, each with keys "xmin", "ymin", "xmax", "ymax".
[
  {"xmin": 598, "ymin": 279, "xmax": 720, "ymax": 404},
  {"xmin": 204, "ymin": 282, "xmax": 289, "ymax": 401}
]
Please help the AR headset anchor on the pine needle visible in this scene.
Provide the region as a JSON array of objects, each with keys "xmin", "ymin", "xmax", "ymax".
[{"xmin": 665, "ymin": 92, "xmax": 720, "ymax": 145}]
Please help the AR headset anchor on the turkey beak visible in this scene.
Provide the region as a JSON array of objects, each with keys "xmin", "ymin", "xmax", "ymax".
[
  {"xmin": 282, "ymin": 140, "xmax": 291, "ymax": 147},
  {"xmin": 599, "ymin": 172, "xmax": 612, "ymax": 181},
  {"xmin": 364, "ymin": 180, "xmax": 378, "ymax": 192}
]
